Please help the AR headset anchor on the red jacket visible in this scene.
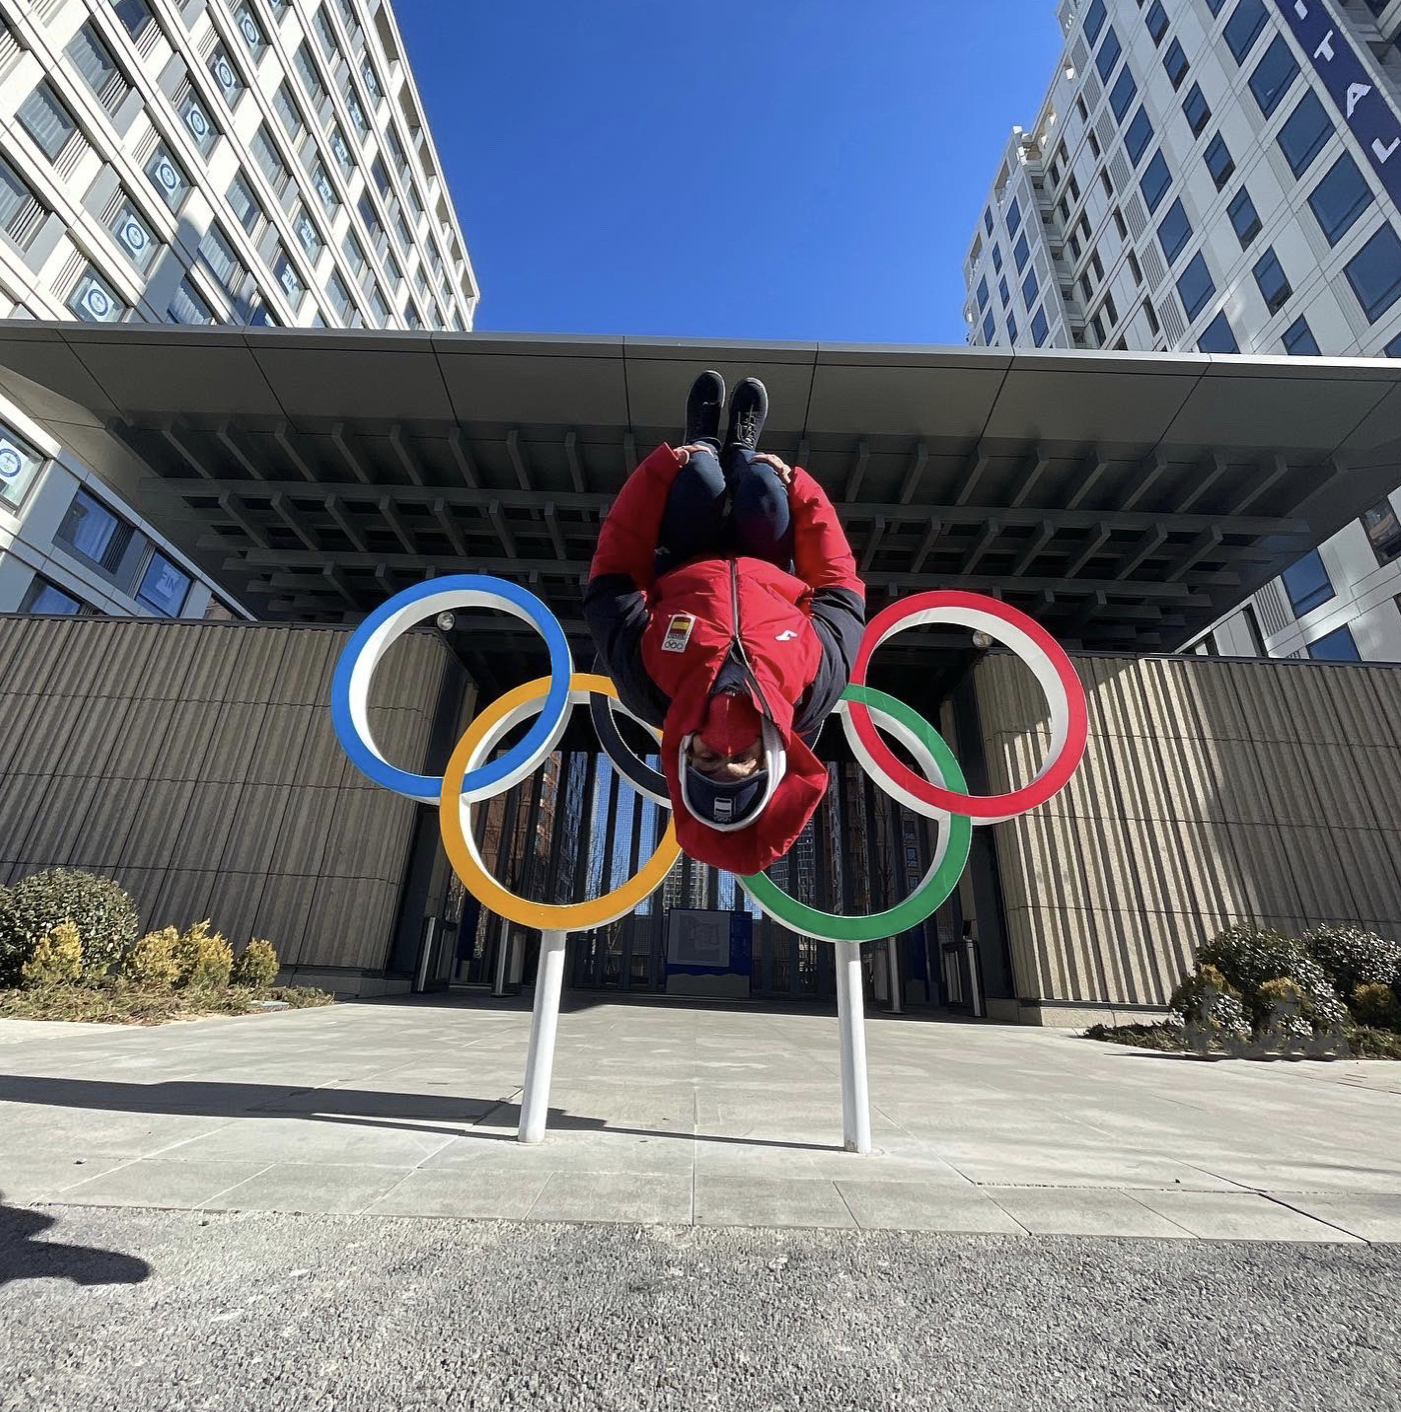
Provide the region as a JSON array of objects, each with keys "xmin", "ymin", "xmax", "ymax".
[{"xmin": 588, "ymin": 443, "xmax": 864, "ymax": 874}]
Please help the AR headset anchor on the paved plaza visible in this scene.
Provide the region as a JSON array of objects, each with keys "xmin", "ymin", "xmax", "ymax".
[{"xmin": 3, "ymin": 994, "xmax": 1400, "ymax": 1242}]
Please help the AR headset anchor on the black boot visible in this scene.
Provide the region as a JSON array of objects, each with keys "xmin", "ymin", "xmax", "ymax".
[
  {"xmin": 685, "ymin": 370, "xmax": 725, "ymax": 447},
  {"xmin": 724, "ymin": 377, "xmax": 768, "ymax": 452}
]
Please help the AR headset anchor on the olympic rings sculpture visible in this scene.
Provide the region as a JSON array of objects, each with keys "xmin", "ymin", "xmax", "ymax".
[{"xmin": 330, "ymin": 575, "xmax": 1087, "ymax": 945}]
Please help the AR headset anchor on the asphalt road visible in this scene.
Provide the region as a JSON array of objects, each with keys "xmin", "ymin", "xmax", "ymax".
[{"xmin": 2, "ymin": 1203, "xmax": 1397, "ymax": 1412}]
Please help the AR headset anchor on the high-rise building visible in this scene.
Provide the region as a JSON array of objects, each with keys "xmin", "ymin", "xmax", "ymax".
[
  {"xmin": 0, "ymin": 0, "xmax": 477, "ymax": 619},
  {"xmin": 961, "ymin": 0, "xmax": 1401, "ymax": 663}
]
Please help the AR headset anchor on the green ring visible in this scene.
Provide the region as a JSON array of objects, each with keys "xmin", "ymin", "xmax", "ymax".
[{"xmin": 737, "ymin": 684, "xmax": 973, "ymax": 944}]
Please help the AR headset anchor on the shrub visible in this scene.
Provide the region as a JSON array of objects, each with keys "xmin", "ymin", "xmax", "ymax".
[
  {"xmin": 1302, "ymin": 925, "xmax": 1401, "ymax": 997},
  {"xmin": 1257, "ymin": 977, "xmax": 1313, "ymax": 1041},
  {"xmin": 230, "ymin": 939, "xmax": 279, "ymax": 989},
  {"xmin": 172, "ymin": 921, "xmax": 232, "ymax": 990},
  {"xmin": 121, "ymin": 927, "xmax": 182, "ymax": 989},
  {"xmin": 1196, "ymin": 923, "xmax": 1302, "ymax": 995},
  {"xmin": 0, "ymin": 869, "xmax": 138, "ymax": 984},
  {"xmin": 1170, "ymin": 964, "xmax": 1251, "ymax": 1039},
  {"xmin": 1350, "ymin": 982, "xmax": 1401, "ymax": 1030},
  {"xmin": 19, "ymin": 921, "xmax": 82, "ymax": 987}
]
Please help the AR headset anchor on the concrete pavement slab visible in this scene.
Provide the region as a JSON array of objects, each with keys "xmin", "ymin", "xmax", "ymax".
[
  {"xmin": 58, "ymin": 1158, "xmax": 271, "ymax": 1209},
  {"xmin": 207, "ymin": 1162, "xmax": 415, "ymax": 1215},
  {"xmin": 835, "ymin": 1179, "xmax": 1026, "ymax": 1234},
  {"xmin": 985, "ymin": 1185, "xmax": 1196, "ymax": 1238},
  {"xmin": 363, "ymin": 1167, "xmax": 552, "ymax": 1219},
  {"xmin": 160, "ymin": 1115, "xmax": 457, "ymax": 1168},
  {"xmin": 528, "ymin": 1171, "xmax": 693, "ymax": 1225},
  {"xmin": 1270, "ymin": 1192, "xmax": 1401, "ymax": 1242},
  {"xmin": 1130, "ymin": 1191, "xmax": 1364, "ymax": 1242},
  {"xmin": 694, "ymin": 1174, "xmax": 857, "ymax": 1229},
  {"xmin": 0, "ymin": 1155, "xmax": 129, "ymax": 1204}
]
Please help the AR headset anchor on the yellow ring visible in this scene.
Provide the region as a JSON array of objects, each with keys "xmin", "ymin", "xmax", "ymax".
[{"xmin": 440, "ymin": 673, "xmax": 680, "ymax": 931}]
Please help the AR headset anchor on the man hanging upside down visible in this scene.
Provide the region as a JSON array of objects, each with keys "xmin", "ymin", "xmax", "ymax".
[{"xmin": 584, "ymin": 372, "xmax": 866, "ymax": 875}]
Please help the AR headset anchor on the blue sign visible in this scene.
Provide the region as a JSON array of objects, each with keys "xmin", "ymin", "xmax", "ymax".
[{"xmin": 1271, "ymin": 1, "xmax": 1401, "ymax": 209}]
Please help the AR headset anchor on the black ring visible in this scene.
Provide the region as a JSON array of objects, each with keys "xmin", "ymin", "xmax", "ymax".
[{"xmin": 588, "ymin": 661, "xmax": 670, "ymax": 803}]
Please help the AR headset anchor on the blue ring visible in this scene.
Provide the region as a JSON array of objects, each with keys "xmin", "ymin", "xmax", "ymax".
[{"xmin": 331, "ymin": 575, "xmax": 573, "ymax": 802}]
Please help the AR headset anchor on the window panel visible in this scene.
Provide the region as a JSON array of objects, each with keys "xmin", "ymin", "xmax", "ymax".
[
  {"xmin": 1250, "ymin": 34, "xmax": 1301, "ymax": 118},
  {"xmin": 311, "ymin": 162, "xmax": 338, "ymax": 216},
  {"xmin": 168, "ymin": 277, "xmax": 215, "ymax": 325},
  {"xmin": 1162, "ymin": 37, "xmax": 1189, "ymax": 89},
  {"xmin": 18, "ymin": 83, "xmax": 76, "ymax": 161},
  {"xmin": 1157, "ymin": 198, "xmax": 1192, "ymax": 264},
  {"xmin": 22, "ymin": 576, "xmax": 84, "ymax": 615},
  {"xmin": 136, "ymin": 552, "xmax": 191, "ymax": 615},
  {"xmin": 977, "ymin": 276, "xmax": 989, "ymax": 311},
  {"xmin": 1176, "ymin": 252, "xmax": 1215, "ymax": 321},
  {"xmin": 68, "ymin": 25, "xmax": 126, "ymax": 113},
  {"xmin": 327, "ymin": 269, "xmax": 353, "ymax": 320},
  {"xmin": 295, "ymin": 44, "xmax": 326, "ymax": 102},
  {"xmin": 1146, "ymin": 0, "xmax": 1169, "ymax": 43},
  {"xmin": 274, "ymin": 249, "xmax": 304, "ymax": 305},
  {"xmin": 1204, "ymin": 133, "xmax": 1235, "ymax": 188},
  {"xmin": 982, "ymin": 310, "xmax": 995, "ymax": 343},
  {"xmin": 198, "ymin": 223, "xmax": 243, "ymax": 293},
  {"xmin": 59, "ymin": 488, "xmax": 129, "ymax": 569},
  {"xmin": 1006, "ymin": 196, "xmax": 1022, "ymax": 235},
  {"xmin": 1282, "ymin": 315, "xmax": 1320, "ymax": 355},
  {"xmin": 293, "ymin": 206, "xmax": 323, "ymax": 261},
  {"xmin": 1228, "ymin": 187, "xmax": 1262, "ymax": 247},
  {"xmin": 109, "ymin": 0, "xmax": 154, "ymax": 39},
  {"xmin": 1252, "ymin": 247, "xmax": 1291, "ymax": 315},
  {"xmin": 1386, "ymin": 332, "xmax": 1401, "ymax": 358},
  {"xmin": 1096, "ymin": 26, "xmax": 1122, "ymax": 81},
  {"xmin": 1084, "ymin": 0, "xmax": 1107, "ymax": 44},
  {"xmin": 234, "ymin": 2, "xmax": 266, "ymax": 55},
  {"xmin": 0, "ymin": 421, "xmax": 46, "ymax": 509},
  {"xmin": 146, "ymin": 143, "xmax": 189, "ymax": 209},
  {"xmin": 1344, "ymin": 225, "xmax": 1401, "ymax": 323},
  {"xmin": 1022, "ymin": 268, "xmax": 1039, "ymax": 308},
  {"xmin": 1110, "ymin": 66, "xmax": 1137, "ymax": 121},
  {"xmin": 1307, "ymin": 153, "xmax": 1374, "ymax": 247},
  {"xmin": 992, "ymin": 243, "xmax": 1003, "ymax": 273},
  {"xmin": 180, "ymin": 90, "xmax": 217, "ymax": 156},
  {"xmin": 227, "ymin": 171, "xmax": 262, "ymax": 232},
  {"xmin": 1224, "ymin": 0, "xmax": 1268, "ymax": 61},
  {"xmin": 1140, "ymin": 150, "xmax": 1172, "ymax": 213},
  {"xmin": 209, "ymin": 45, "xmax": 243, "ymax": 105},
  {"xmin": 250, "ymin": 127, "xmax": 289, "ymax": 193},
  {"xmin": 68, "ymin": 266, "xmax": 127, "ymax": 323},
  {"xmin": 273, "ymin": 84, "xmax": 304, "ymax": 139},
  {"xmin": 1363, "ymin": 500, "xmax": 1401, "ymax": 564},
  {"xmin": 0, "ymin": 155, "xmax": 47, "ymax": 251},
  {"xmin": 999, "ymin": 274, "xmax": 1010, "ymax": 307},
  {"xmin": 1308, "ymin": 625, "xmax": 1360, "ymax": 661},
  {"xmin": 1281, "ymin": 548, "xmax": 1333, "ymax": 615},
  {"xmin": 109, "ymin": 197, "xmax": 157, "ymax": 271},
  {"xmin": 1197, "ymin": 311, "xmax": 1238, "ymax": 353},
  {"xmin": 330, "ymin": 126, "xmax": 353, "ymax": 173},
  {"xmin": 1031, "ymin": 308, "xmax": 1049, "ymax": 346},
  {"xmin": 1124, "ymin": 106, "xmax": 1154, "ymax": 164},
  {"xmin": 1182, "ymin": 83, "xmax": 1210, "ymax": 135},
  {"xmin": 360, "ymin": 56, "xmax": 381, "ymax": 101}
]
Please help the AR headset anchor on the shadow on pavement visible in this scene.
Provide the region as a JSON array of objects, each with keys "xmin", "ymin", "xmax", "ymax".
[
  {"xmin": 0, "ymin": 1199, "xmax": 150, "ymax": 1288},
  {"xmin": 0, "ymin": 1075, "xmax": 835, "ymax": 1153}
]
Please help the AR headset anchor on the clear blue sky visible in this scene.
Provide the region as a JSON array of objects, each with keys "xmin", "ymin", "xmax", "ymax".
[{"xmin": 395, "ymin": 1, "xmax": 1061, "ymax": 346}]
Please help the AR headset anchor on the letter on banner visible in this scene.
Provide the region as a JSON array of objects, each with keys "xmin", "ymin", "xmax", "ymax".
[
  {"xmin": 1376, "ymin": 137, "xmax": 1400, "ymax": 164},
  {"xmin": 1314, "ymin": 30, "xmax": 1334, "ymax": 63},
  {"xmin": 1347, "ymin": 83, "xmax": 1371, "ymax": 119}
]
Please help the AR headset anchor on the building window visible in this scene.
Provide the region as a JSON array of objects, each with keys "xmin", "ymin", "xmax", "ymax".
[
  {"xmin": 1084, "ymin": 0, "xmax": 1107, "ymax": 44},
  {"xmin": 146, "ymin": 143, "xmax": 189, "ymax": 210},
  {"xmin": 1363, "ymin": 500, "xmax": 1401, "ymax": 564},
  {"xmin": 1162, "ymin": 38, "xmax": 1189, "ymax": 89},
  {"xmin": 1031, "ymin": 308, "xmax": 1050, "ymax": 346},
  {"xmin": 273, "ymin": 84, "xmax": 304, "ymax": 139},
  {"xmin": 982, "ymin": 310, "xmax": 995, "ymax": 343},
  {"xmin": 1282, "ymin": 548, "xmax": 1334, "ymax": 616},
  {"xmin": 198, "ymin": 223, "xmax": 243, "ymax": 294},
  {"xmin": 330, "ymin": 126, "xmax": 354, "ymax": 174},
  {"xmin": 1146, "ymin": 0, "xmax": 1169, "ymax": 43},
  {"xmin": 1387, "ymin": 332, "xmax": 1401, "ymax": 358},
  {"xmin": 1144, "ymin": 299, "xmax": 1160, "ymax": 335},
  {"xmin": 342, "ymin": 228, "xmax": 366, "ymax": 276},
  {"xmin": 1308, "ymin": 625, "xmax": 1360, "ymax": 662},
  {"xmin": 1090, "ymin": 311, "xmax": 1105, "ymax": 345},
  {"xmin": 1022, "ymin": 268, "xmax": 1039, "ymax": 308},
  {"xmin": 68, "ymin": 25, "xmax": 128, "ymax": 115},
  {"xmin": 1157, "ymin": 198, "xmax": 1192, "ymax": 264},
  {"xmin": 234, "ymin": 2, "xmax": 266, "ymax": 55},
  {"xmin": 1007, "ymin": 313, "xmax": 1017, "ymax": 343},
  {"xmin": 991, "ymin": 243, "xmax": 1003, "ymax": 273},
  {"xmin": 1239, "ymin": 603, "xmax": 1265, "ymax": 657},
  {"xmin": 1006, "ymin": 196, "xmax": 1022, "ymax": 235},
  {"xmin": 226, "ymin": 172, "xmax": 263, "ymax": 233},
  {"xmin": 274, "ymin": 249, "xmax": 304, "ymax": 305},
  {"xmin": 68, "ymin": 267, "xmax": 126, "ymax": 323},
  {"xmin": 1176, "ymin": 252, "xmax": 1215, "ymax": 321},
  {"xmin": 1224, "ymin": 0, "xmax": 1269, "ymax": 62},
  {"xmin": 311, "ymin": 162, "xmax": 338, "ymax": 217},
  {"xmin": 0, "ymin": 422, "xmax": 46, "ymax": 509},
  {"xmin": 209, "ymin": 45, "xmax": 243, "ymax": 107},
  {"xmin": 360, "ymin": 56, "xmax": 382, "ymax": 102},
  {"xmin": 1344, "ymin": 225, "xmax": 1401, "ymax": 324},
  {"xmin": 1197, "ymin": 311, "xmax": 1238, "ymax": 353},
  {"xmin": 976, "ymin": 276, "xmax": 989, "ymax": 311},
  {"xmin": 999, "ymin": 274, "xmax": 1010, "ymax": 307},
  {"xmin": 0, "ymin": 156, "xmax": 47, "ymax": 253},
  {"xmin": 109, "ymin": 0, "xmax": 155, "ymax": 40},
  {"xmin": 345, "ymin": 88, "xmax": 368, "ymax": 138},
  {"xmin": 295, "ymin": 44, "xmax": 326, "ymax": 102},
  {"xmin": 290, "ymin": 208, "xmax": 321, "ymax": 263},
  {"xmin": 250, "ymin": 126, "xmax": 290, "ymax": 195},
  {"xmin": 1125, "ymin": 107, "xmax": 1153, "ymax": 165},
  {"xmin": 1277, "ymin": 91, "xmax": 1331, "ymax": 176},
  {"xmin": 21, "ymin": 575, "xmax": 86, "ymax": 615},
  {"xmin": 369, "ymin": 284, "xmax": 389, "ymax": 324},
  {"xmin": 1252, "ymin": 247, "xmax": 1291, "ymax": 316},
  {"xmin": 1227, "ymin": 187, "xmax": 1262, "ymax": 247},
  {"xmin": 1308, "ymin": 154, "xmax": 1374, "ymax": 247},
  {"xmin": 180, "ymin": 90, "xmax": 217, "ymax": 157},
  {"xmin": 315, "ymin": 8, "xmax": 338, "ymax": 58},
  {"xmin": 1140, "ymin": 150, "xmax": 1172, "ymax": 213},
  {"xmin": 136, "ymin": 552, "xmax": 190, "ymax": 616},
  {"xmin": 327, "ymin": 269, "xmax": 353, "ymax": 321},
  {"xmin": 1182, "ymin": 83, "xmax": 1210, "ymax": 136},
  {"xmin": 108, "ymin": 197, "xmax": 157, "ymax": 271},
  {"xmin": 168, "ymin": 278, "xmax": 215, "ymax": 325},
  {"xmin": 1249, "ymin": 34, "xmax": 1300, "ymax": 118},
  {"xmin": 58, "ymin": 489, "xmax": 131, "ymax": 569},
  {"xmin": 1096, "ymin": 27, "xmax": 1122, "ymax": 81},
  {"xmin": 18, "ymin": 83, "xmax": 76, "ymax": 162},
  {"xmin": 1282, "ymin": 315, "xmax": 1320, "ymax": 356},
  {"xmin": 1204, "ymin": 134, "xmax": 1235, "ymax": 189}
]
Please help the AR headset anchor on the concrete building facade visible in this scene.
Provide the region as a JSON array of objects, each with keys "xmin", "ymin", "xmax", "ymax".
[
  {"xmin": 961, "ymin": 0, "xmax": 1401, "ymax": 665},
  {"xmin": 0, "ymin": 0, "xmax": 476, "ymax": 620}
]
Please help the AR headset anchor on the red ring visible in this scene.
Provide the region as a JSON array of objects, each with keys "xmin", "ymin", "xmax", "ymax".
[{"xmin": 846, "ymin": 590, "xmax": 1087, "ymax": 820}]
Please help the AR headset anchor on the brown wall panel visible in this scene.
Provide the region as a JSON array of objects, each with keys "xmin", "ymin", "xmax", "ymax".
[
  {"xmin": 975, "ymin": 652, "xmax": 1401, "ymax": 1015},
  {"xmin": 0, "ymin": 616, "xmax": 451, "ymax": 979}
]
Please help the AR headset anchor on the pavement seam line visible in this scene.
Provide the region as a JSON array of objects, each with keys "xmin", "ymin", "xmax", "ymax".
[{"xmin": 1258, "ymin": 1191, "xmax": 1373, "ymax": 1245}]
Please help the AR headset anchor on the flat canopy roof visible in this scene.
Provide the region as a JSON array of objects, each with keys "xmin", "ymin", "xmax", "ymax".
[{"xmin": 0, "ymin": 322, "xmax": 1398, "ymax": 691}]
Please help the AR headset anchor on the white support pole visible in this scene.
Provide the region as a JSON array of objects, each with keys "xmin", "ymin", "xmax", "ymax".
[
  {"xmin": 886, "ymin": 935, "xmax": 903, "ymax": 1015},
  {"xmin": 518, "ymin": 930, "xmax": 568, "ymax": 1144},
  {"xmin": 834, "ymin": 941, "xmax": 873, "ymax": 1155}
]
